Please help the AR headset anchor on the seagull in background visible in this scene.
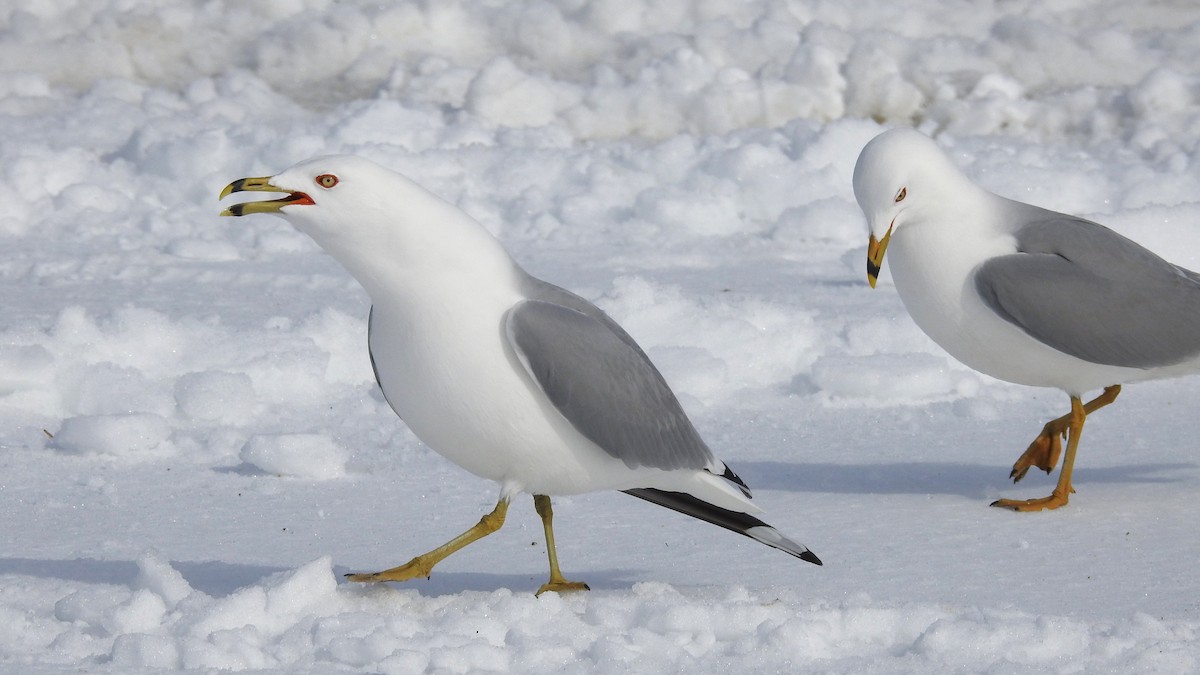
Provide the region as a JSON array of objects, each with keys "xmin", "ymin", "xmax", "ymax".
[
  {"xmin": 854, "ymin": 128, "xmax": 1200, "ymax": 511},
  {"xmin": 221, "ymin": 155, "xmax": 820, "ymax": 595}
]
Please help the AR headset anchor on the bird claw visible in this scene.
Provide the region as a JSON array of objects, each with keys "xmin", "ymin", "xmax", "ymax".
[
  {"xmin": 343, "ymin": 572, "xmax": 379, "ymax": 583},
  {"xmin": 1009, "ymin": 423, "xmax": 1066, "ymax": 483},
  {"xmin": 535, "ymin": 580, "xmax": 590, "ymax": 597},
  {"xmin": 990, "ymin": 489, "xmax": 1072, "ymax": 512},
  {"xmin": 344, "ymin": 558, "xmax": 433, "ymax": 583}
]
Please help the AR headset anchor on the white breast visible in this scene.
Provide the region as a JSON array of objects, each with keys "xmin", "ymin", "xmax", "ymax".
[{"xmin": 366, "ymin": 286, "xmax": 642, "ymax": 497}]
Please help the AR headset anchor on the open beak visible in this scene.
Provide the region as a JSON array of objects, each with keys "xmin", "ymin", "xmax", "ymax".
[
  {"xmin": 866, "ymin": 223, "xmax": 893, "ymax": 288},
  {"xmin": 219, "ymin": 177, "xmax": 313, "ymax": 216}
]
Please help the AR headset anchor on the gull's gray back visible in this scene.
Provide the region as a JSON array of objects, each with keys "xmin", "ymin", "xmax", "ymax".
[
  {"xmin": 975, "ymin": 211, "xmax": 1200, "ymax": 369},
  {"xmin": 506, "ymin": 274, "xmax": 716, "ymax": 472}
]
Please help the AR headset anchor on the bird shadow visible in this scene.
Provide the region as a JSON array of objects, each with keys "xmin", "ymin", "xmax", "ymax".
[
  {"xmin": 0, "ymin": 557, "xmax": 287, "ymax": 597},
  {"xmin": 211, "ymin": 463, "xmax": 272, "ymax": 477},
  {"xmin": 330, "ymin": 565, "xmax": 642, "ymax": 597},
  {"xmin": 736, "ymin": 460, "xmax": 1196, "ymax": 500},
  {"xmin": 0, "ymin": 556, "xmax": 643, "ymax": 599}
]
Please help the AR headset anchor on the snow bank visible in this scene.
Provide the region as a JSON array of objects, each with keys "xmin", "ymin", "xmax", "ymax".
[
  {"xmin": 4, "ymin": 557, "xmax": 1195, "ymax": 672},
  {"xmin": 4, "ymin": 1, "xmax": 1199, "ymax": 143},
  {"xmin": 0, "ymin": 303, "xmax": 374, "ymax": 463}
]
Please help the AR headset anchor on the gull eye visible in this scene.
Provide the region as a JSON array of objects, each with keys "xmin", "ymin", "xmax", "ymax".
[
  {"xmin": 316, "ymin": 174, "xmax": 339, "ymax": 189},
  {"xmin": 895, "ymin": 187, "xmax": 907, "ymax": 202}
]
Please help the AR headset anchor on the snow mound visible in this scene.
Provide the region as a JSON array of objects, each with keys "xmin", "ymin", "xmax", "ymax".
[
  {"xmin": 174, "ymin": 371, "xmax": 256, "ymax": 424},
  {"xmin": 52, "ymin": 413, "xmax": 172, "ymax": 458},
  {"xmin": 239, "ymin": 434, "xmax": 349, "ymax": 479}
]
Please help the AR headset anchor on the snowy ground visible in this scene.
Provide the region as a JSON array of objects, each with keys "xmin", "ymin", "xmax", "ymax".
[{"xmin": 2, "ymin": 0, "xmax": 1200, "ymax": 672}]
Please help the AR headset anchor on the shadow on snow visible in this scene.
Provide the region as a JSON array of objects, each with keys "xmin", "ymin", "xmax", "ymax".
[
  {"xmin": 736, "ymin": 460, "xmax": 1196, "ymax": 499},
  {"xmin": 0, "ymin": 557, "xmax": 287, "ymax": 597}
]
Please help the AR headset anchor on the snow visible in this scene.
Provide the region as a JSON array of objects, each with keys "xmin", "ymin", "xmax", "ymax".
[
  {"xmin": 1, "ymin": 0, "xmax": 1200, "ymax": 671},
  {"xmin": 239, "ymin": 434, "xmax": 348, "ymax": 480}
]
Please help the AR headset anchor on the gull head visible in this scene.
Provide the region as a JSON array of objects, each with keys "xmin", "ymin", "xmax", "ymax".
[
  {"xmin": 220, "ymin": 155, "xmax": 430, "ymax": 279},
  {"xmin": 219, "ymin": 155, "xmax": 404, "ymax": 233},
  {"xmin": 220, "ymin": 155, "xmax": 515, "ymax": 299},
  {"xmin": 223, "ymin": 154, "xmax": 467, "ymax": 247},
  {"xmin": 852, "ymin": 128, "xmax": 971, "ymax": 288}
]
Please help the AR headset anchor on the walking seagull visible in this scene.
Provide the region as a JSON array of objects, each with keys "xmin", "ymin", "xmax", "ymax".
[
  {"xmin": 854, "ymin": 128, "xmax": 1200, "ymax": 511},
  {"xmin": 221, "ymin": 155, "xmax": 820, "ymax": 594}
]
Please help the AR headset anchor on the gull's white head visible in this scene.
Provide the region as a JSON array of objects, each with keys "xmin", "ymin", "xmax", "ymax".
[
  {"xmin": 220, "ymin": 155, "xmax": 512, "ymax": 297},
  {"xmin": 852, "ymin": 128, "xmax": 975, "ymax": 288},
  {"xmin": 220, "ymin": 154, "xmax": 423, "ymax": 239}
]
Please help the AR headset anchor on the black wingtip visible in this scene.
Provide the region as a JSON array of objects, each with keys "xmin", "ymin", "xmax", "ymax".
[
  {"xmin": 719, "ymin": 465, "xmax": 752, "ymax": 497},
  {"xmin": 623, "ymin": 487, "xmax": 820, "ymax": 565}
]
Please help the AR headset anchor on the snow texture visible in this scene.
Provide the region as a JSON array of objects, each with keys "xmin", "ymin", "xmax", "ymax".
[{"xmin": 1, "ymin": 0, "xmax": 1199, "ymax": 672}]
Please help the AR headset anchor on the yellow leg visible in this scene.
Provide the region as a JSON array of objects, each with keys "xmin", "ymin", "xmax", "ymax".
[
  {"xmin": 532, "ymin": 495, "xmax": 589, "ymax": 597},
  {"xmin": 1008, "ymin": 385, "xmax": 1120, "ymax": 483},
  {"xmin": 345, "ymin": 498, "xmax": 509, "ymax": 583},
  {"xmin": 992, "ymin": 394, "xmax": 1092, "ymax": 511}
]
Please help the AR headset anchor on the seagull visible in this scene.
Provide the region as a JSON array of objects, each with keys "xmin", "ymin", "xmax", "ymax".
[
  {"xmin": 220, "ymin": 155, "xmax": 820, "ymax": 594},
  {"xmin": 854, "ymin": 128, "xmax": 1200, "ymax": 511}
]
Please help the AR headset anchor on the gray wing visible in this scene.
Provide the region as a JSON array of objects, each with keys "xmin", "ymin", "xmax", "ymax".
[
  {"xmin": 974, "ymin": 214, "xmax": 1200, "ymax": 368},
  {"xmin": 504, "ymin": 279, "xmax": 716, "ymax": 473}
]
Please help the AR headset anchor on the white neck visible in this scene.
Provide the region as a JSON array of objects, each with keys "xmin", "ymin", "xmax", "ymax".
[{"xmin": 308, "ymin": 200, "xmax": 521, "ymax": 308}]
